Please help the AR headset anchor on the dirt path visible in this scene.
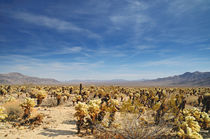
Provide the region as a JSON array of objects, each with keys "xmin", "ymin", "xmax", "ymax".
[{"xmin": 0, "ymin": 105, "xmax": 87, "ymax": 139}]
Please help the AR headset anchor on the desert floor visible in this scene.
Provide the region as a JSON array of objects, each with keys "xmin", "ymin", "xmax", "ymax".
[{"xmin": 0, "ymin": 98, "xmax": 93, "ymax": 139}]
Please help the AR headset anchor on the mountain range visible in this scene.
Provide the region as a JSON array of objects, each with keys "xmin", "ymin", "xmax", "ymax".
[
  {"xmin": 0, "ymin": 72, "xmax": 60, "ymax": 85},
  {"xmin": 0, "ymin": 71, "xmax": 210, "ymax": 86}
]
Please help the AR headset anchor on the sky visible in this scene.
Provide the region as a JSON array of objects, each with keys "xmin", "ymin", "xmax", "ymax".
[{"xmin": 0, "ymin": 0, "xmax": 210, "ymax": 81}]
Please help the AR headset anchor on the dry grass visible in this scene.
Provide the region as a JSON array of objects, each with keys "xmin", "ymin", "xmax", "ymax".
[
  {"xmin": 94, "ymin": 111, "xmax": 175, "ymax": 139},
  {"xmin": 186, "ymin": 95, "xmax": 198, "ymax": 106},
  {"xmin": 3, "ymin": 100, "xmax": 23, "ymax": 121},
  {"xmin": 42, "ymin": 98, "xmax": 58, "ymax": 107}
]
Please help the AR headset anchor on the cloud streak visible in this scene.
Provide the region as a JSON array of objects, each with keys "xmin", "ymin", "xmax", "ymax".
[{"xmin": 14, "ymin": 12, "xmax": 100, "ymax": 39}]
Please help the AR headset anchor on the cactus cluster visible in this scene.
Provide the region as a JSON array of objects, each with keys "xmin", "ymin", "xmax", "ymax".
[
  {"xmin": 20, "ymin": 98, "xmax": 36, "ymax": 119},
  {"xmin": 36, "ymin": 90, "xmax": 47, "ymax": 106},
  {"xmin": 0, "ymin": 106, "xmax": 7, "ymax": 121}
]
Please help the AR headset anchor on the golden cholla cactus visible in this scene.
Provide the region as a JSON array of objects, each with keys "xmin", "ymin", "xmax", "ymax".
[
  {"xmin": 88, "ymin": 99, "xmax": 101, "ymax": 121},
  {"xmin": 21, "ymin": 98, "xmax": 36, "ymax": 108},
  {"xmin": 5, "ymin": 96, "xmax": 16, "ymax": 102},
  {"xmin": 152, "ymin": 101, "xmax": 161, "ymax": 111},
  {"xmin": 182, "ymin": 108, "xmax": 210, "ymax": 129},
  {"xmin": 201, "ymin": 112, "xmax": 210, "ymax": 128},
  {"xmin": 0, "ymin": 106, "xmax": 8, "ymax": 121},
  {"xmin": 36, "ymin": 90, "xmax": 47, "ymax": 106},
  {"xmin": 20, "ymin": 98, "xmax": 36, "ymax": 119},
  {"xmin": 74, "ymin": 102, "xmax": 88, "ymax": 120},
  {"xmin": 185, "ymin": 116, "xmax": 200, "ymax": 132},
  {"xmin": 177, "ymin": 126, "xmax": 203, "ymax": 139},
  {"xmin": 0, "ymin": 88, "xmax": 7, "ymax": 96},
  {"xmin": 56, "ymin": 92, "xmax": 62, "ymax": 105}
]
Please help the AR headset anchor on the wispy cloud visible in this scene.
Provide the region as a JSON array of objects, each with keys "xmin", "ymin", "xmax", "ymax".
[
  {"xmin": 44, "ymin": 46, "xmax": 83, "ymax": 55},
  {"xmin": 125, "ymin": 0, "xmax": 148, "ymax": 11},
  {"xmin": 14, "ymin": 12, "xmax": 100, "ymax": 39},
  {"xmin": 135, "ymin": 45, "xmax": 156, "ymax": 50},
  {"xmin": 110, "ymin": 14, "xmax": 150, "ymax": 29},
  {"xmin": 198, "ymin": 45, "xmax": 210, "ymax": 50},
  {"xmin": 86, "ymin": 47, "xmax": 128, "ymax": 58},
  {"xmin": 168, "ymin": 0, "xmax": 210, "ymax": 16},
  {"xmin": 139, "ymin": 57, "xmax": 210, "ymax": 68}
]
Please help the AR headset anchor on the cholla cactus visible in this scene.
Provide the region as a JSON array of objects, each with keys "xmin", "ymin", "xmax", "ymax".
[
  {"xmin": 76, "ymin": 95, "xmax": 82, "ymax": 103},
  {"xmin": 0, "ymin": 106, "xmax": 8, "ymax": 121},
  {"xmin": 98, "ymin": 89, "xmax": 105, "ymax": 98},
  {"xmin": 106, "ymin": 99, "xmax": 120, "ymax": 127},
  {"xmin": 63, "ymin": 96, "xmax": 67, "ymax": 102},
  {"xmin": 20, "ymin": 98, "xmax": 36, "ymax": 119},
  {"xmin": 182, "ymin": 108, "xmax": 210, "ymax": 129},
  {"xmin": 5, "ymin": 96, "xmax": 16, "ymax": 102},
  {"xmin": 0, "ymin": 88, "xmax": 7, "ymax": 96},
  {"xmin": 201, "ymin": 112, "xmax": 210, "ymax": 129},
  {"xmin": 21, "ymin": 98, "xmax": 36, "ymax": 108},
  {"xmin": 74, "ymin": 102, "xmax": 88, "ymax": 120},
  {"xmin": 74, "ymin": 99, "xmax": 107, "ymax": 134},
  {"xmin": 36, "ymin": 90, "xmax": 47, "ymax": 107},
  {"xmin": 88, "ymin": 99, "xmax": 101, "ymax": 121},
  {"xmin": 152, "ymin": 101, "xmax": 161, "ymax": 111},
  {"xmin": 56, "ymin": 92, "xmax": 62, "ymax": 106},
  {"xmin": 175, "ymin": 108, "xmax": 208, "ymax": 139}
]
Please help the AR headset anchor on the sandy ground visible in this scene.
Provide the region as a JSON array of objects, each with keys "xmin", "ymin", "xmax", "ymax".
[{"xmin": 0, "ymin": 99, "xmax": 93, "ymax": 139}]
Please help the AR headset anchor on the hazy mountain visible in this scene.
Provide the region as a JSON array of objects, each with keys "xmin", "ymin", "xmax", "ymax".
[
  {"xmin": 145, "ymin": 71, "xmax": 210, "ymax": 86},
  {"xmin": 66, "ymin": 71, "xmax": 210, "ymax": 86},
  {"xmin": 0, "ymin": 71, "xmax": 210, "ymax": 86},
  {"xmin": 0, "ymin": 72, "xmax": 60, "ymax": 84},
  {"xmin": 64, "ymin": 79, "xmax": 129, "ymax": 85}
]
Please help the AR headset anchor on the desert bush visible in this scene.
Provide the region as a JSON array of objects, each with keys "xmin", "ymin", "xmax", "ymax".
[
  {"xmin": 119, "ymin": 118, "xmax": 171, "ymax": 139},
  {"xmin": 42, "ymin": 98, "xmax": 57, "ymax": 107},
  {"xmin": 94, "ymin": 115, "xmax": 172, "ymax": 139},
  {"xmin": 20, "ymin": 113, "xmax": 44, "ymax": 128},
  {"xmin": 186, "ymin": 96, "xmax": 198, "ymax": 106},
  {"xmin": 3, "ymin": 100, "xmax": 23, "ymax": 121}
]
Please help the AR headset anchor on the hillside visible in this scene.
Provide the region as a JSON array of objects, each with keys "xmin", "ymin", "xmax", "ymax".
[
  {"xmin": 0, "ymin": 72, "xmax": 60, "ymax": 84},
  {"xmin": 145, "ymin": 71, "xmax": 210, "ymax": 86}
]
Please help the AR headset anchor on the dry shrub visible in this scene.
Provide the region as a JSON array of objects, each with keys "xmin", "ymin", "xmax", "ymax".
[
  {"xmin": 42, "ymin": 98, "xmax": 58, "ymax": 107},
  {"xmin": 94, "ymin": 112, "xmax": 174, "ymax": 139},
  {"xmin": 95, "ymin": 120, "xmax": 172, "ymax": 139},
  {"xmin": 20, "ymin": 113, "xmax": 44, "ymax": 127},
  {"xmin": 186, "ymin": 96, "xmax": 198, "ymax": 106},
  {"xmin": 119, "ymin": 119, "xmax": 172, "ymax": 139},
  {"xmin": 3, "ymin": 100, "xmax": 23, "ymax": 121}
]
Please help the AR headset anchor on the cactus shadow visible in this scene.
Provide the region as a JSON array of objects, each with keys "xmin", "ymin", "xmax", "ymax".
[
  {"xmin": 62, "ymin": 119, "xmax": 76, "ymax": 125},
  {"xmin": 39, "ymin": 128, "xmax": 77, "ymax": 137}
]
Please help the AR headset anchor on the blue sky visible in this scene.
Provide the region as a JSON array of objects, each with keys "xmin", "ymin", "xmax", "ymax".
[{"xmin": 0, "ymin": 0, "xmax": 210, "ymax": 81}]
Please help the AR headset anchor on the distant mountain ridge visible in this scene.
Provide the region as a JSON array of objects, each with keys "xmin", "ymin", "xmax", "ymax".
[
  {"xmin": 66, "ymin": 71, "xmax": 210, "ymax": 86},
  {"xmin": 0, "ymin": 71, "xmax": 210, "ymax": 86},
  {"xmin": 146, "ymin": 71, "xmax": 210, "ymax": 86},
  {"xmin": 0, "ymin": 72, "xmax": 60, "ymax": 84}
]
